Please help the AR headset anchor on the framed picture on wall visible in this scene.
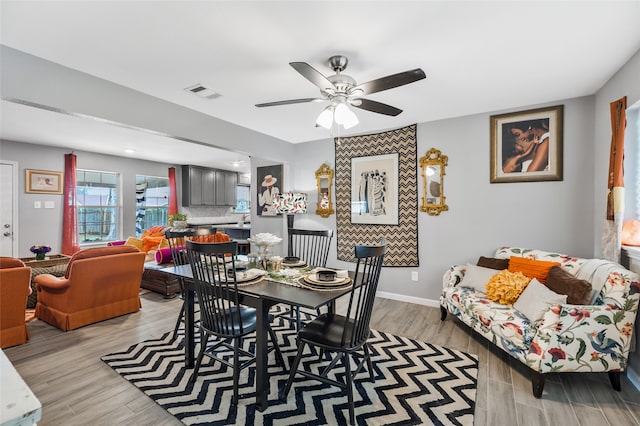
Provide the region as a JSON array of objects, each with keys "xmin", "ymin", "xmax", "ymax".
[
  {"xmin": 256, "ymin": 164, "xmax": 283, "ymax": 216},
  {"xmin": 350, "ymin": 153, "xmax": 399, "ymax": 225},
  {"xmin": 490, "ymin": 105, "xmax": 563, "ymax": 183},
  {"xmin": 25, "ymin": 169, "xmax": 64, "ymax": 194}
]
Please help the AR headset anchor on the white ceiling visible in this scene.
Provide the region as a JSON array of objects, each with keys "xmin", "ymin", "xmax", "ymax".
[{"xmin": 2, "ymin": 1, "xmax": 640, "ymax": 169}]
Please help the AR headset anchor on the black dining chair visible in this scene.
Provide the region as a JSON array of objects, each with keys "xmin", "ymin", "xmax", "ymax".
[
  {"xmin": 280, "ymin": 240, "xmax": 386, "ymax": 426},
  {"xmin": 165, "ymin": 227, "xmax": 217, "ymax": 339},
  {"xmin": 185, "ymin": 239, "xmax": 285, "ymax": 404},
  {"xmin": 277, "ymin": 228, "xmax": 334, "ymax": 329}
]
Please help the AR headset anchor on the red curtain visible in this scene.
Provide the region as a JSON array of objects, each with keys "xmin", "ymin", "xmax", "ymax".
[
  {"xmin": 602, "ymin": 96, "xmax": 627, "ymax": 262},
  {"xmin": 168, "ymin": 167, "xmax": 178, "ymax": 215},
  {"xmin": 606, "ymin": 96, "xmax": 627, "ymax": 220},
  {"xmin": 61, "ymin": 153, "xmax": 80, "ymax": 255}
]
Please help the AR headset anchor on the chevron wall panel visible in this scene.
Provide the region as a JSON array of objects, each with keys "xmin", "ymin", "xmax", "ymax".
[{"xmin": 335, "ymin": 124, "xmax": 418, "ymax": 266}]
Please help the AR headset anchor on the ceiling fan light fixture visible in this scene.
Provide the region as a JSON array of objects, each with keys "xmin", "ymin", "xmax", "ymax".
[
  {"xmin": 334, "ymin": 102, "xmax": 359, "ymax": 129},
  {"xmin": 316, "ymin": 105, "xmax": 334, "ymax": 129}
]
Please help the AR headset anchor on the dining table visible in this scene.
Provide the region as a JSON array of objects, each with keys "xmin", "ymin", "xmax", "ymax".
[{"xmin": 160, "ymin": 262, "xmax": 354, "ymax": 411}]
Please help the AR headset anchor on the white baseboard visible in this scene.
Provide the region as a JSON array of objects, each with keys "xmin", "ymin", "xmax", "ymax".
[{"xmin": 375, "ymin": 291, "xmax": 440, "ymax": 308}]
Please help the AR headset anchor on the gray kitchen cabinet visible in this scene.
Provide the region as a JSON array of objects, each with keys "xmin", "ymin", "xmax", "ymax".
[{"xmin": 182, "ymin": 165, "xmax": 237, "ymax": 207}]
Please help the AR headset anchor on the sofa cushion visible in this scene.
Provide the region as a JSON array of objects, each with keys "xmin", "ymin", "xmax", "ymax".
[
  {"xmin": 443, "ymin": 286, "xmax": 536, "ymax": 353},
  {"xmin": 486, "ymin": 269, "xmax": 530, "ymax": 304},
  {"xmin": 460, "ymin": 263, "xmax": 499, "ymax": 293},
  {"xmin": 65, "ymin": 246, "xmax": 140, "ymax": 278},
  {"xmin": 545, "ymin": 266, "xmax": 592, "ymax": 305},
  {"xmin": 477, "ymin": 256, "xmax": 509, "ymax": 270},
  {"xmin": 508, "ymin": 257, "xmax": 561, "ymax": 284},
  {"xmin": 513, "ymin": 278, "xmax": 567, "ymax": 323}
]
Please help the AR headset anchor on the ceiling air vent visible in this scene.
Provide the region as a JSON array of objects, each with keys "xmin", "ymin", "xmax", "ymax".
[{"xmin": 184, "ymin": 84, "xmax": 221, "ymax": 99}]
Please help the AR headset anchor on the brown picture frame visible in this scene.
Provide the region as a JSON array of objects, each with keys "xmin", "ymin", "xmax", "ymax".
[
  {"xmin": 25, "ymin": 169, "xmax": 64, "ymax": 194},
  {"xmin": 490, "ymin": 105, "xmax": 563, "ymax": 183}
]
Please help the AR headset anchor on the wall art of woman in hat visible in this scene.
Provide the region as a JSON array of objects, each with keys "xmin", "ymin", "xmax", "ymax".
[{"xmin": 258, "ymin": 173, "xmax": 280, "ymax": 215}]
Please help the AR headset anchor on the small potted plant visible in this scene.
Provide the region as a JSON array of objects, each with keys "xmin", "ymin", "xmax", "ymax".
[
  {"xmin": 169, "ymin": 213, "xmax": 188, "ymax": 229},
  {"xmin": 30, "ymin": 244, "xmax": 52, "ymax": 261}
]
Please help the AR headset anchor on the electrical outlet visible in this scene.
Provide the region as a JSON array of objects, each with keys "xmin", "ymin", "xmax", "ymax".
[{"xmin": 411, "ymin": 271, "xmax": 419, "ymax": 281}]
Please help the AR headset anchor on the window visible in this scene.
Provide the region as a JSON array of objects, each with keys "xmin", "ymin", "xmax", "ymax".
[
  {"xmin": 76, "ymin": 170, "xmax": 120, "ymax": 244},
  {"xmin": 135, "ymin": 175, "xmax": 169, "ymax": 236},
  {"xmin": 236, "ymin": 185, "xmax": 250, "ymax": 213},
  {"xmin": 624, "ymin": 102, "xmax": 640, "ymax": 223}
]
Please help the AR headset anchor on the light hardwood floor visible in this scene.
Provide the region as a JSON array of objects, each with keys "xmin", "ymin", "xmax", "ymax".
[{"xmin": 4, "ymin": 293, "xmax": 640, "ymax": 425}]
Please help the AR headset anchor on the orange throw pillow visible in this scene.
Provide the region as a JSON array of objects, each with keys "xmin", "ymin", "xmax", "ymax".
[
  {"xmin": 142, "ymin": 236, "xmax": 166, "ymax": 252},
  {"xmin": 508, "ymin": 257, "xmax": 561, "ymax": 284}
]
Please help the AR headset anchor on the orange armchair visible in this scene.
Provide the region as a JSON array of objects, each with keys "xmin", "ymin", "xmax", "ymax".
[
  {"xmin": 0, "ymin": 257, "xmax": 32, "ymax": 348},
  {"xmin": 35, "ymin": 246, "xmax": 146, "ymax": 331}
]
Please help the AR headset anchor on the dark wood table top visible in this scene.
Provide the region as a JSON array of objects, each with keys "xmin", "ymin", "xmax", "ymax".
[{"xmin": 161, "ymin": 264, "xmax": 353, "ymax": 310}]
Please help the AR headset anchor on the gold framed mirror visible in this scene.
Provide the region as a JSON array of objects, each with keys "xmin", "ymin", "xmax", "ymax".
[
  {"xmin": 419, "ymin": 148, "xmax": 448, "ymax": 216},
  {"xmin": 315, "ymin": 163, "xmax": 335, "ymax": 218}
]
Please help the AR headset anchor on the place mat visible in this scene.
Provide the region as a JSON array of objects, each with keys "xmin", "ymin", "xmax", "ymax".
[
  {"xmin": 282, "ymin": 259, "xmax": 307, "ymax": 268},
  {"xmin": 236, "ymin": 276, "xmax": 265, "ymax": 287},
  {"xmin": 304, "ymin": 274, "xmax": 351, "ymax": 286},
  {"xmin": 223, "ymin": 268, "xmax": 266, "ymax": 283},
  {"xmin": 298, "ymin": 277, "xmax": 353, "ymax": 292}
]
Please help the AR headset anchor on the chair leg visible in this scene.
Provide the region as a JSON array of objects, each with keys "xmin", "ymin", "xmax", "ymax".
[
  {"xmin": 280, "ymin": 341, "xmax": 306, "ymax": 400},
  {"xmin": 295, "ymin": 306, "xmax": 301, "ymax": 331},
  {"xmin": 190, "ymin": 332, "xmax": 209, "ymax": 382},
  {"xmin": 608, "ymin": 370, "xmax": 622, "ymax": 391},
  {"xmin": 267, "ymin": 325, "xmax": 285, "ymax": 369},
  {"xmin": 173, "ymin": 300, "xmax": 185, "ymax": 339},
  {"xmin": 440, "ymin": 305, "xmax": 447, "ymax": 321},
  {"xmin": 344, "ymin": 352, "xmax": 355, "ymax": 425},
  {"xmin": 363, "ymin": 343, "xmax": 375, "ymax": 382},
  {"xmin": 232, "ymin": 338, "xmax": 240, "ymax": 404}
]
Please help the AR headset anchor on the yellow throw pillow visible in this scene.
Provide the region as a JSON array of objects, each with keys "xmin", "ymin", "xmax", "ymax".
[
  {"xmin": 124, "ymin": 237, "xmax": 144, "ymax": 251},
  {"xmin": 508, "ymin": 257, "xmax": 561, "ymax": 284},
  {"xmin": 486, "ymin": 269, "xmax": 531, "ymax": 305}
]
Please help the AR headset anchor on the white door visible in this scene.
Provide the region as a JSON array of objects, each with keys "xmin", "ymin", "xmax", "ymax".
[{"xmin": 0, "ymin": 162, "xmax": 18, "ymax": 257}]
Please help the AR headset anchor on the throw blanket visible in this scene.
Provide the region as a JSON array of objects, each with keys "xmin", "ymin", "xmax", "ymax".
[{"xmin": 574, "ymin": 258, "xmax": 624, "ymax": 304}]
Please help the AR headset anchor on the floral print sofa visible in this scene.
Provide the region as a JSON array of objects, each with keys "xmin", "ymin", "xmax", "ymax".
[{"xmin": 440, "ymin": 246, "xmax": 640, "ymax": 397}]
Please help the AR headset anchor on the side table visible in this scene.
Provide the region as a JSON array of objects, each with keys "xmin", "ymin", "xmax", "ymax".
[{"xmin": 20, "ymin": 254, "xmax": 71, "ymax": 308}]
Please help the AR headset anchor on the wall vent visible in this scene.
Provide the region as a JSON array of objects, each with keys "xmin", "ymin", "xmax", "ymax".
[{"xmin": 184, "ymin": 84, "xmax": 221, "ymax": 99}]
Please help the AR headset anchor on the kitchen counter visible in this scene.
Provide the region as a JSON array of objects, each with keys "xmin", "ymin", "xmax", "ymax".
[{"xmin": 187, "ymin": 216, "xmax": 250, "ymax": 226}]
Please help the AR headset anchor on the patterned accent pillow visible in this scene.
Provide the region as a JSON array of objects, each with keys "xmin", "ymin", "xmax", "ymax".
[
  {"xmin": 545, "ymin": 266, "xmax": 592, "ymax": 305},
  {"xmin": 513, "ymin": 278, "xmax": 567, "ymax": 322},
  {"xmin": 486, "ymin": 269, "xmax": 531, "ymax": 304},
  {"xmin": 508, "ymin": 257, "xmax": 561, "ymax": 284}
]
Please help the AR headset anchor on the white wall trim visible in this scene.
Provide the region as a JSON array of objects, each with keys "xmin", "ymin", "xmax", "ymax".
[
  {"xmin": 376, "ymin": 290, "xmax": 440, "ymax": 308},
  {"xmin": 1, "ymin": 160, "xmax": 19, "ymax": 257}
]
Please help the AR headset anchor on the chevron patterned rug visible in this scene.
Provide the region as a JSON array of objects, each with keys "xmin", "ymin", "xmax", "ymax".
[{"xmin": 102, "ymin": 316, "xmax": 478, "ymax": 426}]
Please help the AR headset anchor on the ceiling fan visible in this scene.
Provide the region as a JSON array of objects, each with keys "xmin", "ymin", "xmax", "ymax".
[{"xmin": 255, "ymin": 55, "xmax": 426, "ymax": 129}]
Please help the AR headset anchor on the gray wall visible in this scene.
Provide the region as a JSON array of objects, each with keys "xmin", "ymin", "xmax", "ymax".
[
  {"xmin": 293, "ymin": 96, "xmax": 596, "ymax": 303},
  {"xmin": 0, "ymin": 140, "xmax": 175, "ymax": 257}
]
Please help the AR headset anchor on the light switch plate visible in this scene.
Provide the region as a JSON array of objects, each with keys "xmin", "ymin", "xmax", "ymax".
[
  {"xmin": 34, "ymin": 201, "xmax": 42, "ymax": 209},
  {"xmin": 44, "ymin": 201, "xmax": 55, "ymax": 209}
]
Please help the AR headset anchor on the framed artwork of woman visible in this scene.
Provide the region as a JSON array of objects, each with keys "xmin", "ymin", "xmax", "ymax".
[{"xmin": 490, "ymin": 105, "xmax": 563, "ymax": 183}]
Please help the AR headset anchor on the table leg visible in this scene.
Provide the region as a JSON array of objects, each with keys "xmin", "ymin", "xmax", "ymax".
[
  {"xmin": 254, "ymin": 300, "xmax": 269, "ymax": 411},
  {"xmin": 185, "ymin": 284, "xmax": 195, "ymax": 368}
]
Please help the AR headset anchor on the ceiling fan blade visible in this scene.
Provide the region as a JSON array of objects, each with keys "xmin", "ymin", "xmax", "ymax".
[
  {"xmin": 351, "ymin": 98, "xmax": 403, "ymax": 116},
  {"xmin": 255, "ymin": 98, "xmax": 319, "ymax": 107},
  {"xmin": 289, "ymin": 62, "xmax": 336, "ymax": 92},
  {"xmin": 354, "ymin": 68, "xmax": 426, "ymax": 96}
]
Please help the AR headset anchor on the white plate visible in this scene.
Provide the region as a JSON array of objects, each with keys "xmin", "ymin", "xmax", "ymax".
[{"xmin": 305, "ymin": 274, "xmax": 350, "ymax": 286}]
